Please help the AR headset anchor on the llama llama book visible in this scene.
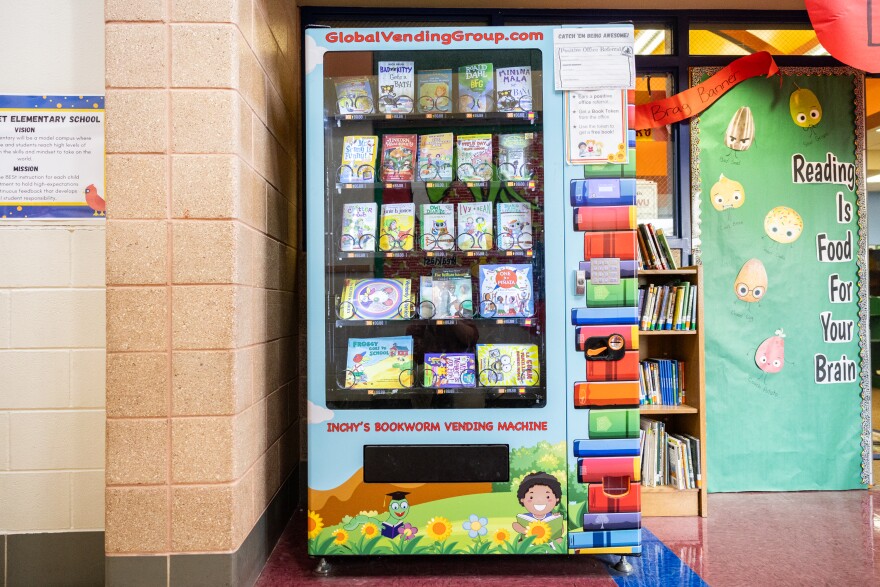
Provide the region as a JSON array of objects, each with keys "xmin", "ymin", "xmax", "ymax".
[
  {"xmin": 478, "ymin": 264, "xmax": 534, "ymax": 318},
  {"xmin": 377, "ymin": 61, "xmax": 414, "ymax": 114},
  {"xmin": 458, "ymin": 63, "xmax": 494, "ymax": 113},
  {"xmin": 340, "ymin": 202, "xmax": 377, "ymax": 251},
  {"xmin": 345, "ymin": 336, "xmax": 414, "ymax": 389},
  {"xmin": 379, "ymin": 203, "xmax": 415, "ymax": 251},
  {"xmin": 419, "ymin": 203, "xmax": 455, "ymax": 251},
  {"xmin": 424, "ymin": 353, "xmax": 477, "ymax": 388},
  {"xmin": 496, "ymin": 202, "xmax": 533, "ymax": 251},
  {"xmin": 476, "ymin": 344, "xmax": 539, "ymax": 386}
]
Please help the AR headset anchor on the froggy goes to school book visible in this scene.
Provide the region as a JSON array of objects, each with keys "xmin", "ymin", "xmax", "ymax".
[
  {"xmin": 417, "ymin": 69, "xmax": 453, "ymax": 113},
  {"xmin": 345, "ymin": 336, "xmax": 414, "ymax": 389},
  {"xmin": 380, "ymin": 134, "xmax": 417, "ymax": 182},
  {"xmin": 476, "ymin": 343, "xmax": 540, "ymax": 386},
  {"xmin": 496, "ymin": 202, "xmax": 533, "ymax": 251},
  {"xmin": 377, "ymin": 61, "xmax": 415, "ymax": 114},
  {"xmin": 417, "ymin": 133, "xmax": 454, "ymax": 182},
  {"xmin": 340, "ymin": 202, "xmax": 377, "ymax": 251},
  {"xmin": 379, "ymin": 203, "xmax": 415, "ymax": 251},
  {"xmin": 339, "ymin": 135, "xmax": 378, "ymax": 183},
  {"xmin": 419, "ymin": 203, "xmax": 455, "ymax": 251},
  {"xmin": 479, "ymin": 264, "xmax": 534, "ymax": 318},
  {"xmin": 457, "ymin": 201, "xmax": 493, "ymax": 251},
  {"xmin": 458, "ymin": 63, "xmax": 494, "ymax": 113}
]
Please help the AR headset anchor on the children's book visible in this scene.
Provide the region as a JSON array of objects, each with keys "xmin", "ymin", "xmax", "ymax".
[
  {"xmin": 345, "ymin": 336, "xmax": 414, "ymax": 389},
  {"xmin": 431, "ymin": 268, "xmax": 473, "ymax": 319},
  {"xmin": 380, "ymin": 134, "xmax": 416, "ymax": 182},
  {"xmin": 417, "ymin": 133, "xmax": 454, "ymax": 182},
  {"xmin": 476, "ymin": 344, "xmax": 539, "ymax": 386},
  {"xmin": 334, "ymin": 76, "xmax": 375, "ymax": 114},
  {"xmin": 417, "ymin": 69, "xmax": 453, "ymax": 113},
  {"xmin": 516, "ymin": 512, "xmax": 564, "ymax": 541},
  {"xmin": 458, "ymin": 63, "xmax": 494, "ymax": 113},
  {"xmin": 498, "ymin": 133, "xmax": 534, "ymax": 181},
  {"xmin": 340, "ymin": 203, "xmax": 377, "ymax": 251},
  {"xmin": 339, "ymin": 135, "xmax": 378, "ymax": 183},
  {"xmin": 478, "ymin": 264, "xmax": 534, "ymax": 318},
  {"xmin": 424, "ymin": 353, "xmax": 477, "ymax": 388},
  {"xmin": 457, "ymin": 202, "xmax": 493, "ymax": 251},
  {"xmin": 379, "ymin": 203, "xmax": 415, "ymax": 251},
  {"xmin": 419, "ymin": 203, "xmax": 455, "ymax": 251},
  {"xmin": 456, "ymin": 134, "xmax": 493, "ymax": 182},
  {"xmin": 377, "ymin": 61, "xmax": 415, "ymax": 114},
  {"xmin": 496, "ymin": 202, "xmax": 533, "ymax": 251},
  {"xmin": 495, "ymin": 66, "xmax": 532, "ymax": 112},
  {"xmin": 339, "ymin": 278, "xmax": 413, "ymax": 320}
]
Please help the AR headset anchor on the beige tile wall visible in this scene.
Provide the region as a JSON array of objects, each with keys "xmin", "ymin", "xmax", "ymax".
[
  {"xmin": 104, "ymin": 0, "xmax": 301, "ymax": 555},
  {"xmin": 0, "ymin": 225, "xmax": 107, "ymax": 533}
]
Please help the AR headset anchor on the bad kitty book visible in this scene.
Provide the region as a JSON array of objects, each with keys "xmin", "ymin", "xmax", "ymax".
[
  {"xmin": 334, "ymin": 76, "xmax": 374, "ymax": 115},
  {"xmin": 424, "ymin": 353, "xmax": 477, "ymax": 388},
  {"xmin": 496, "ymin": 202, "xmax": 533, "ymax": 251},
  {"xmin": 476, "ymin": 344, "xmax": 540, "ymax": 386},
  {"xmin": 495, "ymin": 66, "xmax": 532, "ymax": 112},
  {"xmin": 458, "ymin": 63, "xmax": 494, "ymax": 113},
  {"xmin": 419, "ymin": 203, "xmax": 455, "ymax": 251},
  {"xmin": 377, "ymin": 61, "xmax": 414, "ymax": 114},
  {"xmin": 417, "ymin": 69, "xmax": 453, "ymax": 113},
  {"xmin": 339, "ymin": 135, "xmax": 378, "ymax": 183},
  {"xmin": 457, "ymin": 201, "xmax": 493, "ymax": 251},
  {"xmin": 340, "ymin": 202, "xmax": 377, "ymax": 251},
  {"xmin": 479, "ymin": 264, "xmax": 534, "ymax": 318},
  {"xmin": 345, "ymin": 336, "xmax": 414, "ymax": 389},
  {"xmin": 380, "ymin": 134, "xmax": 416, "ymax": 182},
  {"xmin": 379, "ymin": 203, "xmax": 415, "ymax": 251},
  {"xmin": 339, "ymin": 278, "xmax": 413, "ymax": 320},
  {"xmin": 417, "ymin": 133, "xmax": 454, "ymax": 182}
]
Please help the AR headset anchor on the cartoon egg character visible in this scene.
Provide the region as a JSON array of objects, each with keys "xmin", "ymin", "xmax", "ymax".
[
  {"xmin": 734, "ymin": 258, "xmax": 768, "ymax": 302},
  {"xmin": 710, "ymin": 174, "xmax": 745, "ymax": 211},
  {"xmin": 789, "ymin": 88, "xmax": 822, "ymax": 128},
  {"xmin": 755, "ymin": 329, "xmax": 786, "ymax": 373},
  {"xmin": 764, "ymin": 206, "xmax": 803, "ymax": 244},
  {"xmin": 725, "ymin": 106, "xmax": 755, "ymax": 151}
]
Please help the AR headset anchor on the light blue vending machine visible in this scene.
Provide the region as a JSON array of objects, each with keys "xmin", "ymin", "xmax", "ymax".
[{"xmin": 304, "ymin": 24, "xmax": 641, "ymax": 567}]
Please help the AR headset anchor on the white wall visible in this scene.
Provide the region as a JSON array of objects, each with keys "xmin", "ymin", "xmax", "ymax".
[{"xmin": 0, "ymin": 0, "xmax": 106, "ymax": 534}]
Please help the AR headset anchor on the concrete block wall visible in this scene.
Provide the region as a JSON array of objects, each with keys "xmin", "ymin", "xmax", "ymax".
[
  {"xmin": 0, "ymin": 226, "xmax": 107, "ymax": 534},
  {"xmin": 104, "ymin": 0, "xmax": 302, "ymax": 559}
]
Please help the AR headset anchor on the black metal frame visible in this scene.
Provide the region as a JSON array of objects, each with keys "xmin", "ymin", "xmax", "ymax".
[{"xmin": 300, "ymin": 8, "xmax": 843, "ymax": 258}]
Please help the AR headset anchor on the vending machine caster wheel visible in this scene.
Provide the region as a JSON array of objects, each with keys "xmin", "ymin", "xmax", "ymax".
[
  {"xmin": 314, "ymin": 557, "xmax": 332, "ymax": 576},
  {"xmin": 613, "ymin": 555, "xmax": 633, "ymax": 575}
]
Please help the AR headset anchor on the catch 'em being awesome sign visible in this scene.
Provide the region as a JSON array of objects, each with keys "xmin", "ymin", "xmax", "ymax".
[{"xmin": 0, "ymin": 95, "xmax": 105, "ymax": 219}]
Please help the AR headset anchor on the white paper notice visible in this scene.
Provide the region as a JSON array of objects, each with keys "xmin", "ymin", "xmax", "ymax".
[
  {"xmin": 565, "ymin": 90, "xmax": 627, "ymax": 165},
  {"xmin": 553, "ymin": 27, "xmax": 635, "ymax": 91}
]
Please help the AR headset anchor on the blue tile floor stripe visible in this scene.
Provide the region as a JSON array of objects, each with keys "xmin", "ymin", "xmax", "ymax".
[{"xmin": 609, "ymin": 528, "xmax": 709, "ymax": 587}]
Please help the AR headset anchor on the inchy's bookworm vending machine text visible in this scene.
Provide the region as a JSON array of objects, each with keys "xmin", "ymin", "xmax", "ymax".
[{"xmin": 305, "ymin": 25, "xmax": 641, "ymax": 565}]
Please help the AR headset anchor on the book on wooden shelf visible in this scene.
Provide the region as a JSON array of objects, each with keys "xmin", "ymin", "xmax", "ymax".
[
  {"xmin": 636, "ymin": 223, "xmax": 678, "ymax": 270},
  {"xmin": 637, "ymin": 281, "xmax": 697, "ymax": 331},
  {"xmin": 638, "ymin": 358, "xmax": 685, "ymax": 406},
  {"xmin": 640, "ymin": 417, "xmax": 700, "ymax": 490}
]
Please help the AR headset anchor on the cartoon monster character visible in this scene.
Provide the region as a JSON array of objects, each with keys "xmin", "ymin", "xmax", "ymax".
[
  {"xmin": 734, "ymin": 258, "xmax": 768, "ymax": 303},
  {"xmin": 755, "ymin": 329, "xmax": 786, "ymax": 373},
  {"xmin": 789, "ymin": 88, "xmax": 822, "ymax": 128},
  {"xmin": 710, "ymin": 174, "xmax": 745, "ymax": 211},
  {"xmin": 512, "ymin": 472, "xmax": 564, "ymax": 548},
  {"xmin": 342, "ymin": 491, "xmax": 413, "ymax": 539},
  {"xmin": 764, "ymin": 206, "xmax": 804, "ymax": 244},
  {"xmin": 725, "ymin": 106, "xmax": 755, "ymax": 151}
]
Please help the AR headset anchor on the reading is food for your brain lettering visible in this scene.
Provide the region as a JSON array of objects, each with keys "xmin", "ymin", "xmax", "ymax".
[{"xmin": 796, "ymin": 151, "xmax": 860, "ymax": 384}]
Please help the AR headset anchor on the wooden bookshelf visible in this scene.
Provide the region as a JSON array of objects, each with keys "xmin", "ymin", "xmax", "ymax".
[{"xmin": 638, "ymin": 266, "xmax": 707, "ymax": 517}]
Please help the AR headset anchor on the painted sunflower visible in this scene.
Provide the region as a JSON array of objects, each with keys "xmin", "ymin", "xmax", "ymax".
[
  {"xmin": 307, "ymin": 511, "xmax": 323, "ymax": 539},
  {"xmin": 425, "ymin": 516, "xmax": 453, "ymax": 541},
  {"xmin": 526, "ymin": 520, "xmax": 551, "ymax": 545},
  {"xmin": 331, "ymin": 528, "xmax": 349, "ymax": 545},
  {"xmin": 361, "ymin": 522, "xmax": 379, "ymax": 538},
  {"xmin": 491, "ymin": 527, "xmax": 511, "ymax": 546}
]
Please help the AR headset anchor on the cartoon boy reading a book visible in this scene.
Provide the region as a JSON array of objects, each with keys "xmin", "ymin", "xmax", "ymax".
[{"xmin": 512, "ymin": 472, "xmax": 564, "ymax": 548}]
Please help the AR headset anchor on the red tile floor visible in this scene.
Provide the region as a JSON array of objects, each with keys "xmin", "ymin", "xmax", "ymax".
[{"xmin": 256, "ymin": 490, "xmax": 880, "ymax": 586}]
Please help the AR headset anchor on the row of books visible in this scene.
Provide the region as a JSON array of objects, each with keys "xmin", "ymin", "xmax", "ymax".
[
  {"xmin": 339, "ymin": 133, "xmax": 535, "ymax": 184},
  {"xmin": 338, "ymin": 265, "xmax": 535, "ymax": 321},
  {"xmin": 638, "ymin": 359, "xmax": 685, "ymax": 406},
  {"xmin": 637, "ymin": 223, "xmax": 677, "ymax": 270},
  {"xmin": 344, "ymin": 337, "xmax": 539, "ymax": 389},
  {"xmin": 637, "ymin": 282, "xmax": 697, "ymax": 331},
  {"xmin": 340, "ymin": 201, "xmax": 533, "ymax": 253},
  {"xmin": 336, "ymin": 63, "xmax": 532, "ymax": 115},
  {"xmin": 639, "ymin": 417, "xmax": 702, "ymax": 490}
]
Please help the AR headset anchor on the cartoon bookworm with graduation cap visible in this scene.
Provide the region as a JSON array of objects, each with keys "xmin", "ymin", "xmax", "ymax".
[{"xmin": 343, "ymin": 491, "xmax": 412, "ymax": 538}]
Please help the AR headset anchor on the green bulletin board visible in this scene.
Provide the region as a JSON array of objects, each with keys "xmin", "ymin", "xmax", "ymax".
[{"xmin": 692, "ymin": 67, "xmax": 870, "ymax": 491}]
